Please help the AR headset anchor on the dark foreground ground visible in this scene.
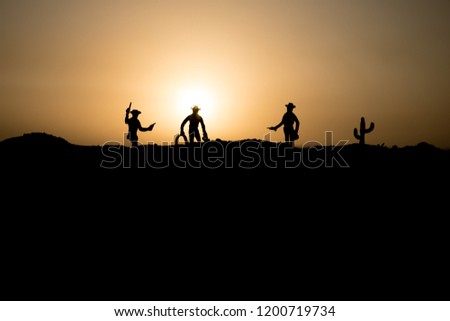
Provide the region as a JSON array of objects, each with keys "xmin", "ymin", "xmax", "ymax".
[{"xmin": 1, "ymin": 133, "xmax": 449, "ymax": 301}]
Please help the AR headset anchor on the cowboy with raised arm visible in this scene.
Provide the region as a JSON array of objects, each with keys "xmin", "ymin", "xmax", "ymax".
[{"xmin": 125, "ymin": 102, "xmax": 155, "ymax": 146}]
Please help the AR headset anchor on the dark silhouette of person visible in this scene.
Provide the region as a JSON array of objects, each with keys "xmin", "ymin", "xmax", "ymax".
[
  {"xmin": 268, "ymin": 102, "xmax": 300, "ymax": 145},
  {"xmin": 180, "ymin": 105, "xmax": 209, "ymax": 144},
  {"xmin": 125, "ymin": 102, "xmax": 155, "ymax": 146}
]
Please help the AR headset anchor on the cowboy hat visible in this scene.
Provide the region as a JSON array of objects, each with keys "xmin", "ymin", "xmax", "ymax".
[
  {"xmin": 130, "ymin": 109, "xmax": 141, "ymax": 115},
  {"xmin": 285, "ymin": 102, "xmax": 296, "ymax": 108},
  {"xmin": 192, "ymin": 105, "xmax": 201, "ymax": 111}
]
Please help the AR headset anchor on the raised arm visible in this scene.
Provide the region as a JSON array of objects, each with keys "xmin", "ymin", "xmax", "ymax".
[{"xmin": 125, "ymin": 102, "xmax": 131, "ymax": 124}]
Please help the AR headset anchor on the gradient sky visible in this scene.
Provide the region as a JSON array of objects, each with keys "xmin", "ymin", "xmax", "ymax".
[{"xmin": 1, "ymin": 0, "xmax": 450, "ymax": 148}]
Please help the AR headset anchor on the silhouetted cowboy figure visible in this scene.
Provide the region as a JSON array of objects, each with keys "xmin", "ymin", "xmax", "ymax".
[
  {"xmin": 268, "ymin": 102, "xmax": 300, "ymax": 145},
  {"xmin": 180, "ymin": 105, "xmax": 209, "ymax": 144},
  {"xmin": 125, "ymin": 102, "xmax": 155, "ymax": 146}
]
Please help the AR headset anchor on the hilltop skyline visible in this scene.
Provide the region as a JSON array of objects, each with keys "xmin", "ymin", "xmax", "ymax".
[{"xmin": 1, "ymin": 0, "xmax": 450, "ymax": 148}]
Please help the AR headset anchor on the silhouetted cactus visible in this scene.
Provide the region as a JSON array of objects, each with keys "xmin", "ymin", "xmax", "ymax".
[{"xmin": 354, "ymin": 117, "xmax": 374, "ymax": 145}]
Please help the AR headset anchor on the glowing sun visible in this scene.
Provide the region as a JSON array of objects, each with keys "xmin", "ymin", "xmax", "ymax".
[{"xmin": 175, "ymin": 85, "xmax": 216, "ymax": 120}]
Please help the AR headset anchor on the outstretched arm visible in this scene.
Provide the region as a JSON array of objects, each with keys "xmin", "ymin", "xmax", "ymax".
[
  {"xmin": 268, "ymin": 118, "xmax": 284, "ymax": 131},
  {"xmin": 138, "ymin": 121, "xmax": 155, "ymax": 132},
  {"xmin": 274, "ymin": 120, "xmax": 283, "ymax": 130},
  {"xmin": 137, "ymin": 120, "xmax": 145, "ymax": 131}
]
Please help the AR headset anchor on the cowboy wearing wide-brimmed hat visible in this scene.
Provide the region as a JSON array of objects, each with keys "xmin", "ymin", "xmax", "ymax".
[
  {"xmin": 180, "ymin": 105, "xmax": 209, "ymax": 144},
  {"xmin": 268, "ymin": 102, "xmax": 300, "ymax": 145},
  {"xmin": 125, "ymin": 102, "xmax": 155, "ymax": 146}
]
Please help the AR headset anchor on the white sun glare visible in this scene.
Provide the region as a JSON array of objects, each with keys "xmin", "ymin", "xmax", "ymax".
[{"xmin": 175, "ymin": 86, "xmax": 215, "ymax": 121}]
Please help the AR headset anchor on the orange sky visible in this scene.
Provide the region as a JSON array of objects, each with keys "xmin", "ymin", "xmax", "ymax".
[{"xmin": 1, "ymin": 0, "xmax": 450, "ymax": 148}]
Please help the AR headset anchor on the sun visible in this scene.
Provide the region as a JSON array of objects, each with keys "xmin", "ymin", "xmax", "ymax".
[{"xmin": 175, "ymin": 85, "xmax": 216, "ymax": 120}]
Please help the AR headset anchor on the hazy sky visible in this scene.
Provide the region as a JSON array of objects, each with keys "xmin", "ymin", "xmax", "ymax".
[{"xmin": 1, "ymin": 0, "xmax": 449, "ymax": 148}]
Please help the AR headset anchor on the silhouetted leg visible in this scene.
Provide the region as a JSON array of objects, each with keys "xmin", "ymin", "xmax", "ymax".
[
  {"xmin": 284, "ymin": 129, "xmax": 294, "ymax": 147},
  {"xmin": 129, "ymin": 133, "xmax": 139, "ymax": 147},
  {"xmin": 283, "ymin": 128, "xmax": 291, "ymax": 145},
  {"xmin": 194, "ymin": 130, "xmax": 201, "ymax": 143},
  {"xmin": 189, "ymin": 132, "xmax": 195, "ymax": 144}
]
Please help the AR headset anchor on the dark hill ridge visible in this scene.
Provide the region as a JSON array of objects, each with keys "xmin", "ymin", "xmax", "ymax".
[
  {"xmin": 1, "ymin": 132, "xmax": 449, "ymax": 301},
  {"xmin": 1, "ymin": 132, "xmax": 448, "ymax": 208},
  {"xmin": 1, "ymin": 132, "xmax": 449, "ymax": 172},
  {"xmin": 4, "ymin": 131, "xmax": 448, "ymax": 212},
  {"xmin": 1, "ymin": 132, "xmax": 71, "ymax": 147}
]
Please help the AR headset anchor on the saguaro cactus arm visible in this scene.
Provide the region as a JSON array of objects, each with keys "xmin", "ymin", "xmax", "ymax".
[{"xmin": 366, "ymin": 122, "xmax": 375, "ymax": 133}]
